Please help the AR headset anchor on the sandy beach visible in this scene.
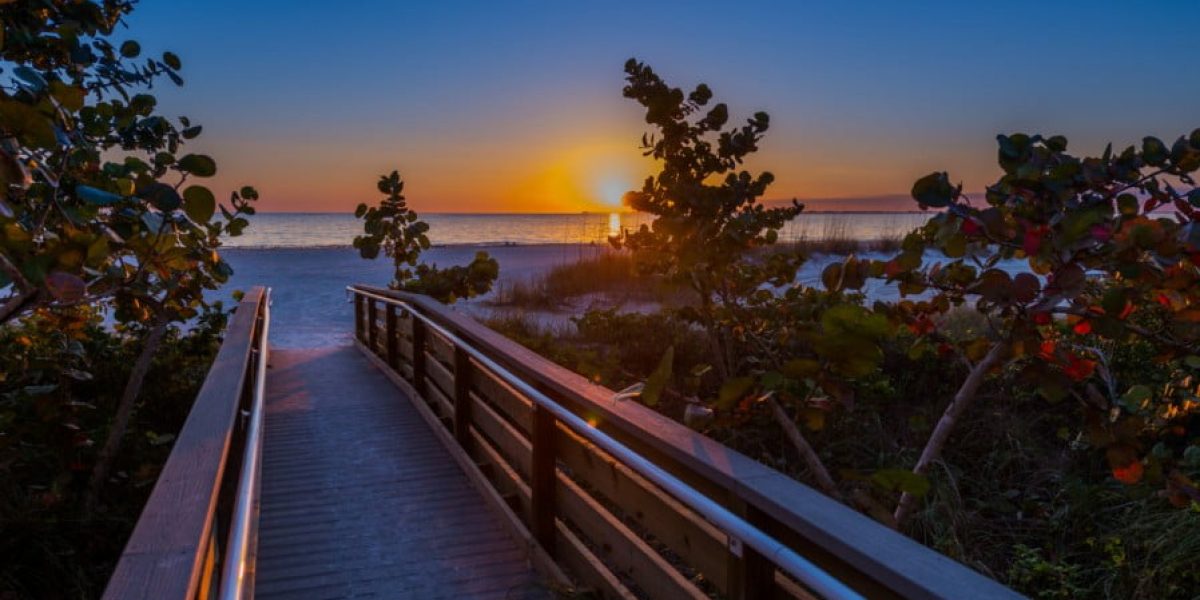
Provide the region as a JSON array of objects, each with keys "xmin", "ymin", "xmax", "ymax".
[
  {"xmin": 222, "ymin": 243, "xmax": 1026, "ymax": 348},
  {"xmin": 221, "ymin": 244, "xmax": 611, "ymax": 347}
]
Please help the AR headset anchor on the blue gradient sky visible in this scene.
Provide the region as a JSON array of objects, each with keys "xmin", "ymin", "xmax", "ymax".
[{"xmin": 126, "ymin": 1, "xmax": 1200, "ymax": 212}]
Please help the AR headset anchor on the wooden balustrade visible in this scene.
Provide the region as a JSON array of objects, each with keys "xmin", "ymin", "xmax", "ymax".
[
  {"xmin": 348, "ymin": 285, "xmax": 1022, "ymax": 600},
  {"xmin": 103, "ymin": 287, "xmax": 270, "ymax": 600}
]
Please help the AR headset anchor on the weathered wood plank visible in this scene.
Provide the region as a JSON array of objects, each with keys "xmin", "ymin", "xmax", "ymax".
[
  {"xmin": 470, "ymin": 390, "xmax": 533, "ymax": 480},
  {"xmin": 557, "ymin": 471, "xmax": 707, "ymax": 599},
  {"xmin": 427, "ymin": 328, "xmax": 456, "ymax": 366},
  {"xmin": 471, "ymin": 361, "xmax": 533, "ymax": 434},
  {"xmin": 426, "ymin": 350, "xmax": 455, "ymax": 401},
  {"xmin": 354, "ymin": 340, "xmax": 568, "ymax": 588},
  {"xmin": 557, "ymin": 522, "xmax": 638, "ymax": 600},
  {"xmin": 468, "ymin": 427, "xmax": 635, "ymax": 600},
  {"xmin": 257, "ymin": 345, "xmax": 546, "ymax": 598},
  {"xmin": 557, "ymin": 423, "xmax": 730, "ymax": 593},
  {"xmin": 102, "ymin": 288, "xmax": 266, "ymax": 600}
]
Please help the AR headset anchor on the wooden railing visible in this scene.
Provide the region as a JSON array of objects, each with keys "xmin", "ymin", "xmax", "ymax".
[
  {"xmin": 348, "ymin": 285, "xmax": 1023, "ymax": 600},
  {"xmin": 103, "ymin": 286, "xmax": 270, "ymax": 600}
]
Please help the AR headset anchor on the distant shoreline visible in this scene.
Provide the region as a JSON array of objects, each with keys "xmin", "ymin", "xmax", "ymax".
[
  {"xmin": 221, "ymin": 241, "xmax": 617, "ymax": 251},
  {"xmin": 242, "ymin": 210, "xmax": 933, "ymax": 216}
]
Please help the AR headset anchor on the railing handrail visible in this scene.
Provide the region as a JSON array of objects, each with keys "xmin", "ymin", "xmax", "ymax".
[
  {"xmin": 102, "ymin": 287, "xmax": 270, "ymax": 600},
  {"xmin": 350, "ymin": 284, "xmax": 1024, "ymax": 600},
  {"xmin": 219, "ymin": 288, "xmax": 270, "ymax": 599},
  {"xmin": 348, "ymin": 285, "xmax": 861, "ymax": 600}
]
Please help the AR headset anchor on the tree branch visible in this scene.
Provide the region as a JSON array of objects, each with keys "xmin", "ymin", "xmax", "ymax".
[
  {"xmin": 894, "ymin": 341, "xmax": 1007, "ymax": 526},
  {"xmin": 768, "ymin": 396, "xmax": 840, "ymax": 499}
]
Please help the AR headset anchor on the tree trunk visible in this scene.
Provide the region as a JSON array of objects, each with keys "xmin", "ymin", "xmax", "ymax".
[
  {"xmin": 893, "ymin": 341, "xmax": 1006, "ymax": 526},
  {"xmin": 84, "ymin": 316, "xmax": 170, "ymax": 517},
  {"xmin": 768, "ymin": 396, "xmax": 840, "ymax": 498},
  {"xmin": 0, "ymin": 251, "xmax": 37, "ymax": 326},
  {"xmin": 0, "ymin": 287, "xmax": 38, "ymax": 326}
]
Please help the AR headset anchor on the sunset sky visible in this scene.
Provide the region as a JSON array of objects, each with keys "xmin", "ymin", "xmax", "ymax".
[{"xmin": 128, "ymin": 1, "xmax": 1200, "ymax": 213}]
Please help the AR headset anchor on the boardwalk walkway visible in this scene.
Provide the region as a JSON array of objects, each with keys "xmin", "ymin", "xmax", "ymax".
[{"xmin": 254, "ymin": 344, "xmax": 543, "ymax": 599}]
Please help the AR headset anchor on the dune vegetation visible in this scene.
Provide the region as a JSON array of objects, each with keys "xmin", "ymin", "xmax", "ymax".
[{"xmin": 486, "ymin": 59, "xmax": 1200, "ymax": 598}]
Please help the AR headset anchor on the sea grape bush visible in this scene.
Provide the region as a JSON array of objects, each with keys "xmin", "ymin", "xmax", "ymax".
[
  {"xmin": 614, "ymin": 59, "xmax": 895, "ymax": 499},
  {"xmin": 0, "ymin": 0, "xmax": 257, "ymax": 328},
  {"xmin": 612, "ymin": 58, "xmax": 804, "ymax": 377},
  {"xmin": 849, "ymin": 132, "xmax": 1200, "ymax": 520},
  {"xmin": 0, "ymin": 0, "xmax": 259, "ymax": 515},
  {"xmin": 617, "ymin": 60, "xmax": 1200, "ymax": 525},
  {"xmin": 353, "ymin": 171, "xmax": 498, "ymax": 303}
]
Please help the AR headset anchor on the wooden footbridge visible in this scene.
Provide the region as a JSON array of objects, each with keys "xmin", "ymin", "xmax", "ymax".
[{"xmin": 102, "ymin": 285, "xmax": 1023, "ymax": 599}]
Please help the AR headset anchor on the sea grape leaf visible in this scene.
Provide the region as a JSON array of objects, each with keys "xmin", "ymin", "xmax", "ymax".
[
  {"xmin": 871, "ymin": 468, "xmax": 930, "ymax": 497},
  {"xmin": 911, "ymin": 172, "xmax": 958, "ymax": 208},
  {"xmin": 183, "ymin": 185, "xmax": 216, "ymax": 222},
  {"xmin": 717, "ymin": 377, "xmax": 755, "ymax": 410},
  {"xmin": 44, "ymin": 272, "xmax": 85, "ymax": 302},
  {"xmin": 76, "ymin": 185, "xmax": 123, "ymax": 205},
  {"xmin": 641, "ymin": 346, "xmax": 673, "ymax": 406},
  {"xmin": 177, "ymin": 154, "xmax": 217, "ymax": 177}
]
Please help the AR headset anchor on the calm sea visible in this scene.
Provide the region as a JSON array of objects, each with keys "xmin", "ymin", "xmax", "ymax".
[{"xmin": 224, "ymin": 212, "xmax": 931, "ymax": 248}]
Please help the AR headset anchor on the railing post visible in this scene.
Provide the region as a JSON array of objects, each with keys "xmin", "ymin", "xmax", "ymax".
[
  {"xmin": 385, "ymin": 304, "xmax": 398, "ymax": 369},
  {"xmin": 530, "ymin": 403, "xmax": 557, "ymax": 556},
  {"xmin": 354, "ymin": 292, "xmax": 364, "ymax": 342},
  {"xmin": 367, "ymin": 298, "xmax": 378, "ymax": 352},
  {"xmin": 453, "ymin": 346, "xmax": 472, "ymax": 449},
  {"xmin": 411, "ymin": 317, "xmax": 427, "ymax": 397},
  {"xmin": 728, "ymin": 499, "xmax": 778, "ymax": 599}
]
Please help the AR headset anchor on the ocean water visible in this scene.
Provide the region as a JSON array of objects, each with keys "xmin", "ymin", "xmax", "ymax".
[{"xmin": 224, "ymin": 212, "xmax": 932, "ymax": 248}]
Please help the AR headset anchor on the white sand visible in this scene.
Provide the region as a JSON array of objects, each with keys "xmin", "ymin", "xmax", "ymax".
[
  {"xmin": 221, "ymin": 244, "xmax": 610, "ymax": 348},
  {"xmin": 222, "ymin": 244, "xmax": 1026, "ymax": 348}
]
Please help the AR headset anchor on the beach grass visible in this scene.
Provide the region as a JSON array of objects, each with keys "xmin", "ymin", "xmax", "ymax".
[{"xmin": 486, "ymin": 251, "xmax": 692, "ymax": 308}]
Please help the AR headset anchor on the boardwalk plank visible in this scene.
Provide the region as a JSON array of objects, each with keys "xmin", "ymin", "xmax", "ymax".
[{"xmin": 256, "ymin": 345, "xmax": 546, "ymax": 599}]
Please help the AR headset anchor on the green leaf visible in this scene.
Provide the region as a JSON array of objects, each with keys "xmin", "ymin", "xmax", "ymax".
[
  {"xmin": 177, "ymin": 154, "xmax": 217, "ymax": 177},
  {"xmin": 1117, "ymin": 193, "xmax": 1139, "ymax": 216},
  {"xmin": 717, "ymin": 377, "xmax": 755, "ymax": 410},
  {"xmin": 821, "ymin": 262, "xmax": 843, "ymax": 291},
  {"xmin": 911, "ymin": 172, "xmax": 958, "ymax": 208},
  {"xmin": 642, "ymin": 346, "xmax": 673, "ymax": 406},
  {"xmin": 75, "ymin": 185, "xmax": 123, "ymax": 205},
  {"xmin": 1120, "ymin": 385, "xmax": 1152, "ymax": 411},
  {"xmin": 871, "ymin": 468, "xmax": 930, "ymax": 497},
  {"xmin": 183, "ymin": 186, "xmax": 216, "ymax": 222},
  {"xmin": 120, "ymin": 40, "xmax": 141, "ymax": 58},
  {"xmin": 13, "ymin": 66, "xmax": 47, "ymax": 92},
  {"xmin": 1142, "ymin": 136, "xmax": 1167, "ymax": 166},
  {"xmin": 141, "ymin": 183, "xmax": 182, "ymax": 211},
  {"xmin": 227, "ymin": 217, "xmax": 249, "ymax": 236},
  {"xmin": 781, "ymin": 358, "xmax": 820, "ymax": 378},
  {"xmin": 162, "ymin": 51, "xmax": 182, "ymax": 70}
]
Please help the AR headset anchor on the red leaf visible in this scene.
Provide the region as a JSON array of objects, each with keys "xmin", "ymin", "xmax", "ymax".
[
  {"xmin": 1112, "ymin": 461, "xmax": 1144, "ymax": 485},
  {"xmin": 1073, "ymin": 320, "xmax": 1092, "ymax": 335},
  {"xmin": 44, "ymin": 272, "xmax": 85, "ymax": 303},
  {"xmin": 1022, "ymin": 229, "xmax": 1043, "ymax": 255},
  {"xmin": 1063, "ymin": 354, "xmax": 1096, "ymax": 381},
  {"xmin": 1118, "ymin": 301, "xmax": 1135, "ymax": 320}
]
